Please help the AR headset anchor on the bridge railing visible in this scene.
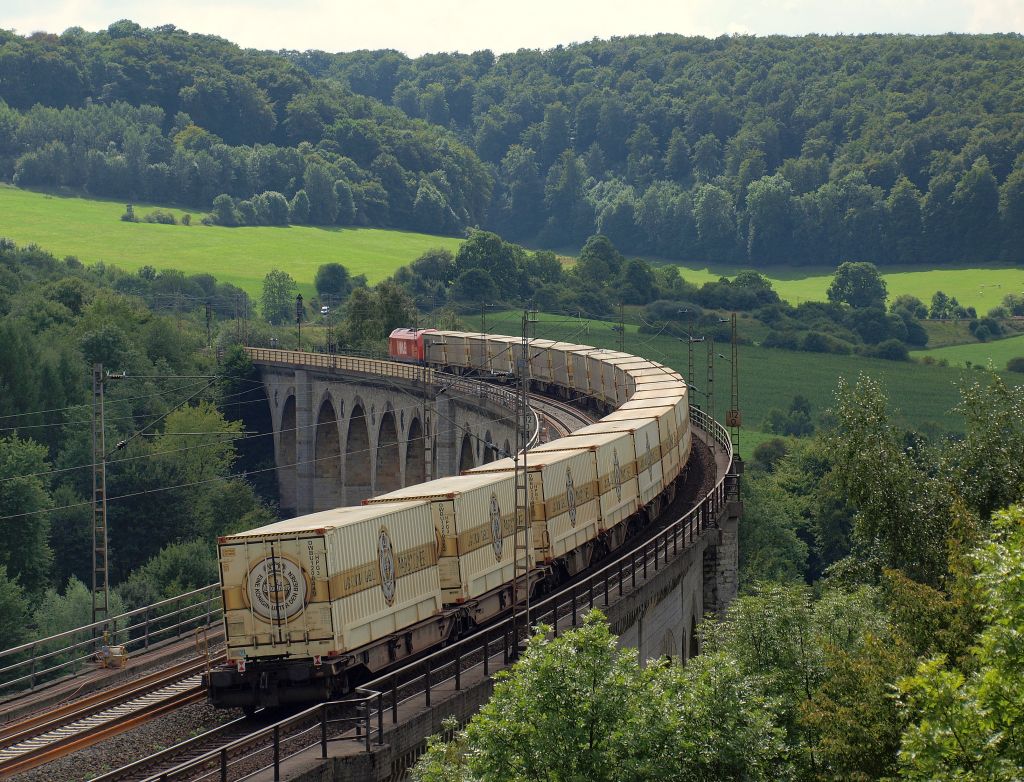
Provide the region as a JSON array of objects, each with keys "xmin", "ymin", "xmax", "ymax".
[
  {"xmin": 245, "ymin": 347, "xmax": 540, "ymax": 449},
  {"xmin": 0, "ymin": 584, "xmax": 221, "ymax": 701},
  {"xmin": 143, "ymin": 405, "xmax": 732, "ymax": 781},
  {"xmin": 244, "ymin": 347, "xmax": 436, "ymax": 385}
]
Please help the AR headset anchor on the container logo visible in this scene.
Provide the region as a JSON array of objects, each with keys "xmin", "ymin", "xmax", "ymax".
[
  {"xmin": 378, "ymin": 527, "xmax": 397, "ymax": 605},
  {"xmin": 566, "ymin": 466, "xmax": 577, "ymax": 527},
  {"xmin": 490, "ymin": 492, "xmax": 503, "ymax": 561},
  {"xmin": 247, "ymin": 556, "xmax": 307, "ymax": 623},
  {"xmin": 613, "ymin": 449, "xmax": 623, "ymax": 501}
]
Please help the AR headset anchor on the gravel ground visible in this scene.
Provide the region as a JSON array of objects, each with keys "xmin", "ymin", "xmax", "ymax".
[{"xmin": 13, "ymin": 702, "xmax": 243, "ymax": 782}]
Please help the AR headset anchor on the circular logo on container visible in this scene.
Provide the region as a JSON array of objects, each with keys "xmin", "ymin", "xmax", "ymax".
[
  {"xmin": 247, "ymin": 556, "xmax": 307, "ymax": 623},
  {"xmin": 566, "ymin": 466, "xmax": 578, "ymax": 527},
  {"xmin": 613, "ymin": 449, "xmax": 623, "ymax": 501},
  {"xmin": 378, "ymin": 527, "xmax": 397, "ymax": 606},
  {"xmin": 490, "ymin": 492, "xmax": 503, "ymax": 561}
]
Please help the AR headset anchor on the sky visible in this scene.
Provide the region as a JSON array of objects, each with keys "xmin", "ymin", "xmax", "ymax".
[{"xmin": 3, "ymin": 0, "xmax": 1023, "ymax": 55}]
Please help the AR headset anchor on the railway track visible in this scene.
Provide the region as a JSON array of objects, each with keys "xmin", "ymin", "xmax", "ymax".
[
  {"xmin": 2, "ymin": 395, "xmax": 633, "ymax": 780},
  {"xmin": 0, "ymin": 655, "xmax": 221, "ymax": 777},
  {"xmin": 90, "ymin": 441, "xmax": 722, "ymax": 782},
  {"xmin": 528, "ymin": 393, "xmax": 595, "ymax": 437},
  {"xmin": 89, "ymin": 713, "xmax": 272, "ymax": 782}
]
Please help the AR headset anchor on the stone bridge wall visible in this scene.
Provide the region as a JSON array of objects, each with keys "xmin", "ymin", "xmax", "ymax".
[{"xmin": 259, "ymin": 366, "xmax": 519, "ymax": 516}]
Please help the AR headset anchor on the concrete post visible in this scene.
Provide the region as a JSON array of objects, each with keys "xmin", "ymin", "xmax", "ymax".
[
  {"xmin": 294, "ymin": 370, "xmax": 315, "ymax": 515},
  {"xmin": 435, "ymin": 396, "xmax": 458, "ymax": 477}
]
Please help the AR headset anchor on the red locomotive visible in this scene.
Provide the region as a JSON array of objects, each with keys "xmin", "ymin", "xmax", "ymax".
[{"xmin": 388, "ymin": 328, "xmax": 435, "ymax": 363}]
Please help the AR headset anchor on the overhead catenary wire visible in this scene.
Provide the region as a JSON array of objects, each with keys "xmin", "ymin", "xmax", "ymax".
[
  {"xmin": 0, "ymin": 376, "xmax": 267, "ymax": 433},
  {"xmin": 0, "ymin": 411, "xmax": 517, "ymax": 522}
]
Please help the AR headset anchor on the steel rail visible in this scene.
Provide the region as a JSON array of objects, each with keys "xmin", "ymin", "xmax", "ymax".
[
  {"xmin": 0, "ymin": 677, "xmax": 208, "ymax": 776},
  {"xmin": 126, "ymin": 411, "xmax": 733, "ymax": 782}
]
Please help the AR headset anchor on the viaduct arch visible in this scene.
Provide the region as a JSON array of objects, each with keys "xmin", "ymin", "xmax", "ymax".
[{"xmin": 256, "ymin": 360, "xmax": 520, "ymax": 516}]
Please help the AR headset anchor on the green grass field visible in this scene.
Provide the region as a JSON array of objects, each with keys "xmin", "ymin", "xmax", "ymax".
[
  {"xmin": 0, "ymin": 186, "xmax": 462, "ymax": 297},
  {"xmin": 662, "ymin": 260, "xmax": 1024, "ymax": 313},
  {"xmin": 913, "ymin": 332, "xmax": 1024, "ymax": 368},
  {"xmin": 495, "ymin": 311, "xmax": 994, "ymax": 440}
]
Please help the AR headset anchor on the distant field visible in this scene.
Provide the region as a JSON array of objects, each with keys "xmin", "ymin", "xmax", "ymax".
[
  {"xmin": 663, "ymin": 260, "xmax": 1024, "ymax": 313},
  {"xmin": 913, "ymin": 332, "xmax": 1024, "ymax": 368},
  {"xmin": 502, "ymin": 311, "xmax": 994, "ymax": 437},
  {"xmin": 0, "ymin": 186, "xmax": 462, "ymax": 297}
]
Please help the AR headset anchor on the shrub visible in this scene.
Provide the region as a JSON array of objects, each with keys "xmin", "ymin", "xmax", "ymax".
[
  {"xmin": 1007, "ymin": 357, "xmax": 1024, "ymax": 373},
  {"xmin": 763, "ymin": 329, "xmax": 800, "ymax": 350},
  {"xmin": 142, "ymin": 209, "xmax": 177, "ymax": 225},
  {"xmin": 181, "ymin": 213, "xmax": 191, "ymax": 226},
  {"xmin": 752, "ymin": 438, "xmax": 789, "ymax": 472},
  {"xmin": 864, "ymin": 339, "xmax": 909, "ymax": 361}
]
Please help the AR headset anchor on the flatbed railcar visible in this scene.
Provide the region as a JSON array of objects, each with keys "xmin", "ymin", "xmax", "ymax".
[{"xmin": 205, "ymin": 331, "xmax": 693, "ymax": 709}]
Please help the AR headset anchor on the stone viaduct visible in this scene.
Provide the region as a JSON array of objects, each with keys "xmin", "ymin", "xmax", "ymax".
[
  {"xmin": 246, "ymin": 348, "xmax": 740, "ymax": 781},
  {"xmin": 252, "ymin": 351, "xmax": 521, "ymax": 516}
]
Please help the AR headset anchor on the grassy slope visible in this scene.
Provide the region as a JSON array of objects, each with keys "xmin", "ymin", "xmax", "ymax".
[
  {"xmin": 913, "ymin": 331, "xmax": 1024, "ymax": 368},
  {"xmin": 3, "ymin": 186, "xmax": 1012, "ymax": 445},
  {"xmin": 0, "ymin": 186, "xmax": 462, "ymax": 297},
  {"xmin": 494, "ymin": 311, "xmax": 982, "ymax": 442},
  {"xmin": 661, "ymin": 260, "xmax": 1024, "ymax": 313}
]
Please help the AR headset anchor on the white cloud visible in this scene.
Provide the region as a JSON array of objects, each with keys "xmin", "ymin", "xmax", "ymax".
[
  {"xmin": 3, "ymin": 0, "xmax": 1014, "ymax": 55},
  {"xmin": 966, "ymin": 0, "xmax": 1024, "ymax": 32}
]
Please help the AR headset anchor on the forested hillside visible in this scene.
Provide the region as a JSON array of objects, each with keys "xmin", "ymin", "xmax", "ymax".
[
  {"xmin": 0, "ymin": 22, "xmax": 491, "ymax": 233},
  {"xmin": 1, "ymin": 25, "xmax": 1023, "ymax": 265},
  {"xmin": 304, "ymin": 34, "xmax": 1024, "ymax": 264}
]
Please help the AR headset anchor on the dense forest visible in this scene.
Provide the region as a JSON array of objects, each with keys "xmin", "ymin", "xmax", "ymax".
[
  {"xmin": 0, "ymin": 240, "xmax": 283, "ymax": 649},
  {"xmin": 1, "ymin": 24, "xmax": 1023, "ymax": 264}
]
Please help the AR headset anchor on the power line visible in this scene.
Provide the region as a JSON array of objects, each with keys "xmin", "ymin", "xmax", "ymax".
[
  {"xmin": 0, "ymin": 413, "xmax": 499, "ymax": 523},
  {"xmin": 0, "ymin": 377, "xmax": 266, "ymax": 433}
]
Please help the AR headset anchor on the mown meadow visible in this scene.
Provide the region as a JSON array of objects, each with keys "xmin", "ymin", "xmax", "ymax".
[{"xmin": 0, "ymin": 186, "xmax": 462, "ymax": 298}]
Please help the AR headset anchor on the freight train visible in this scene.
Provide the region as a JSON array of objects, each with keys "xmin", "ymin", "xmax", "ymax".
[{"xmin": 205, "ymin": 330, "xmax": 691, "ymax": 710}]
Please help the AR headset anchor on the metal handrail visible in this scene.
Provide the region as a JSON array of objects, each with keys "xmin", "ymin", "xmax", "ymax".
[
  {"xmin": 0, "ymin": 584, "xmax": 221, "ymax": 697},
  {"xmin": 0, "ymin": 349, "xmax": 539, "ymax": 700},
  {"xmin": 147, "ymin": 408, "xmax": 731, "ymax": 781},
  {"xmin": 245, "ymin": 347, "xmax": 540, "ymax": 449}
]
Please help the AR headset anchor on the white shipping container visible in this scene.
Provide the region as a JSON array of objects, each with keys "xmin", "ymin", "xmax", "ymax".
[
  {"xmin": 618, "ymin": 395, "xmax": 689, "ymax": 439},
  {"xmin": 603, "ymin": 406, "xmax": 681, "ymax": 484},
  {"xmin": 218, "ymin": 501, "xmax": 442, "ymax": 662},
  {"xmin": 465, "ymin": 333, "xmax": 490, "ymax": 369},
  {"xmin": 531, "ymin": 431, "xmax": 640, "ymax": 531},
  {"xmin": 570, "ymin": 417, "xmax": 665, "ymax": 505},
  {"xmin": 569, "ymin": 348, "xmax": 608, "ymax": 397},
  {"xmin": 630, "ymin": 378, "xmax": 687, "ymax": 397},
  {"xmin": 622, "ymin": 391, "xmax": 691, "ymax": 466},
  {"xmin": 627, "ymin": 366, "xmax": 683, "ymax": 386},
  {"xmin": 526, "ymin": 338, "xmax": 559, "ymax": 382},
  {"xmin": 585, "ymin": 351, "xmax": 634, "ymax": 403},
  {"xmin": 467, "ymin": 450, "xmax": 600, "ymax": 564},
  {"xmin": 363, "ymin": 473, "xmax": 521, "ymax": 604},
  {"xmin": 546, "ymin": 342, "xmax": 591, "ymax": 388},
  {"xmin": 424, "ymin": 330, "xmax": 472, "ymax": 368},
  {"xmin": 485, "ymin": 335, "xmax": 520, "ymax": 375}
]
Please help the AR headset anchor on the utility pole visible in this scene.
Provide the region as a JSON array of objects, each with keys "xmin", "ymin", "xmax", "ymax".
[
  {"xmin": 686, "ymin": 313, "xmax": 696, "ymax": 387},
  {"xmin": 617, "ymin": 302, "xmax": 625, "ymax": 353},
  {"xmin": 325, "ymin": 295, "xmax": 335, "ymax": 354},
  {"xmin": 726, "ymin": 313, "xmax": 741, "ymax": 455},
  {"xmin": 512, "ymin": 308, "xmax": 536, "ymax": 658},
  {"xmin": 205, "ymin": 301, "xmax": 212, "ymax": 349},
  {"xmin": 480, "ymin": 297, "xmax": 487, "ymax": 334},
  {"xmin": 295, "ymin": 294, "xmax": 304, "ymax": 351},
  {"xmin": 91, "ymin": 364, "xmax": 123, "ymax": 630},
  {"xmin": 706, "ymin": 336, "xmax": 715, "ymax": 455}
]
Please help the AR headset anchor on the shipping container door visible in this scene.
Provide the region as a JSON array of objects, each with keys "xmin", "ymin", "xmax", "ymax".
[{"xmin": 235, "ymin": 535, "xmax": 335, "ymax": 658}]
